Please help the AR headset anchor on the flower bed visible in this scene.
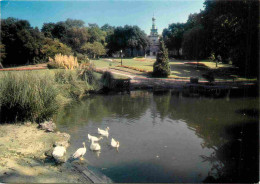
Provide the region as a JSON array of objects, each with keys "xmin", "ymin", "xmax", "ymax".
[
  {"xmin": 0, "ymin": 67, "xmax": 47, "ymax": 71},
  {"xmin": 117, "ymin": 65, "xmax": 149, "ymax": 73}
]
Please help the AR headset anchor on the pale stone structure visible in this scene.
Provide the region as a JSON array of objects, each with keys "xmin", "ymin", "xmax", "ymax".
[{"xmin": 147, "ymin": 16, "xmax": 160, "ymax": 56}]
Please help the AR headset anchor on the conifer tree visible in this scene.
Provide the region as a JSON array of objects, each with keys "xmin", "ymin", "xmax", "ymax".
[{"xmin": 152, "ymin": 41, "xmax": 171, "ymax": 77}]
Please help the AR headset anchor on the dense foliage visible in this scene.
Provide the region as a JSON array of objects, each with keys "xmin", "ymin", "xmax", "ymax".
[
  {"xmin": 162, "ymin": 23, "xmax": 185, "ymax": 57},
  {"xmin": 163, "ymin": 0, "xmax": 259, "ymax": 77},
  {"xmin": 106, "ymin": 25, "xmax": 149, "ymax": 56},
  {"xmin": 41, "ymin": 38, "xmax": 72, "ymax": 59},
  {"xmin": 1, "ymin": 18, "xmax": 45, "ymax": 66},
  {"xmin": 202, "ymin": 0, "xmax": 259, "ymax": 76},
  {"xmin": 1, "ymin": 17, "xmax": 149, "ymax": 65},
  {"xmin": 81, "ymin": 41, "xmax": 106, "ymax": 58},
  {"xmin": 152, "ymin": 41, "xmax": 171, "ymax": 77}
]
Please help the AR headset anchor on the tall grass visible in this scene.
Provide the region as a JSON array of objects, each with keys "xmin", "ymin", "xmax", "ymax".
[
  {"xmin": 0, "ymin": 68, "xmax": 101, "ymax": 123},
  {"xmin": 0, "ymin": 72, "xmax": 59, "ymax": 123},
  {"xmin": 54, "ymin": 68, "xmax": 100, "ymax": 100}
]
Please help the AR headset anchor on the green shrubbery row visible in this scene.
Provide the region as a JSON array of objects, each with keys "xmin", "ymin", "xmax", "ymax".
[{"xmin": 0, "ymin": 69, "xmax": 100, "ymax": 123}]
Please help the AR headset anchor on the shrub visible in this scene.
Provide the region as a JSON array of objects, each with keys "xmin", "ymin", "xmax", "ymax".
[
  {"xmin": 100, "ymin": 71, "xmax": 114, "ymax": 88},
  {"xmin": 78, "ymin": 63, "xmax": 96, "ymax": 85},
  {"xmin": 76, "ymin": 53, "xmax": 90, "ymax": 63},
  {"xmin": 54, "ymin": 70, "xmax": 77, "ymax": 84},
  {"xmin": 55, "ymin": 67, "xmax": 99, "ymax": 100},
  {"xmin": 152, "ymin": 41, "xmax": 171, "ymax": 77},
  {"xmin": 48, "ymin": 54, "xmax": 79, "ymax": 69},
  {"xmin": 0, "ymin": 72, "xmax": 59, "ymax": 123}
]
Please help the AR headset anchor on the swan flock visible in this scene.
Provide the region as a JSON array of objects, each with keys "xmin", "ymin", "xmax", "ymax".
[{"xmin": 68, "ymin": 126, "xmax": 120, "ymax": 161}]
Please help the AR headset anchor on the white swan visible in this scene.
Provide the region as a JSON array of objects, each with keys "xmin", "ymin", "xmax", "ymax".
[
  {"xmin": 90, "ymin": 140, "xmax": 101, "ymax": 151},
  {"xmin": 52, "ymin": 146, "xmax": 66, "ymax": 161},
  {"xmin": 111, "ymin": 138, "xmax": 120, "ymax": 150},
  {"xmin": 72, "ymin": 142, "xmax": 86, "ymax": 160},
  {"xmin": 98, "ymin": 127, "xmax": 109, "ymax": 137},
  {"xmin": 88, "ymin": 134, "xmax": 103, "ymax": 142}
]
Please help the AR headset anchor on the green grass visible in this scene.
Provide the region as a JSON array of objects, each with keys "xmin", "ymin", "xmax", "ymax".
[
  {"xmin": 0, "ymin": 71, "xmax": 59, "ymax": 123},
  {"xmin": 91, "ymin": 59, "xmax": 119, "ymax": 68},
  {"xmin": 92, "ymin": 58, "xmax": 257, "ymax": 81},
  {"xmin": 0, "ymin": 69, "xmax": 101, "ymax": 123}
]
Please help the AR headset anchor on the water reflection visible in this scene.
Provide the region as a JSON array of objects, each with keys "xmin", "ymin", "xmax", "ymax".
[
  {"xmin": 55, "ymin": 92, "xmax": 151, "ymax": 128},
  {"xmin": 55, "ymin": 91, "xmax": 258, "ymax": 183}
]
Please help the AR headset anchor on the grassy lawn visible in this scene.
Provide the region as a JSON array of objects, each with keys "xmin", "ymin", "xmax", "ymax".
[
  {"xmin": 92, "ymin": 58, "xmax": 155, "ymax": 72},
  {"xmin": 91, "ymin": 58, "xmax": 257, "ymax": 81}
]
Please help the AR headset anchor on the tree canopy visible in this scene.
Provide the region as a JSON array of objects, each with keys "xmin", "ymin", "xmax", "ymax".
[
  {"xmin": 163, "ymin": 0, "xmax": 259, "ymax": 76},
  {"xmin": 81, "ymin": 41, "xmax": 106, "ymax": 58},
  {"xmin": 1, "ymin": 17, "xmax": 45, "ymax": 66},
  {"xmin": 41, "ymin": 38, "xmax": 72, "ymax": 59},
  {"xmin": 162, "ymin": 23, "xmax": 186, "ymax": 56},
  {"xmin": 106, "ymin": 25, "xmax": 149, "ymax": 56}
]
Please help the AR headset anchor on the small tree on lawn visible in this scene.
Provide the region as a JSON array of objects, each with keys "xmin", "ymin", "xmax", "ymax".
[{"xmin": 152, "ymin": 41, "xmax": 171, "ymax": 77}]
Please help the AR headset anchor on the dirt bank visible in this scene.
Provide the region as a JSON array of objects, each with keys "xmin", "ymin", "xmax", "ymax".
[{"xmin": 0, "ymin": 123, "xmax": 88, "ymax": 183}]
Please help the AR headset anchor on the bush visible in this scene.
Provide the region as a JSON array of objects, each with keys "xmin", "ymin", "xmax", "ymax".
[
  {"xmin": 48, "ymin": 54, "xmax": 79, "ymax": 69},
  {"xmin": 76, "ymin": 53, "xmax": 90, "ymax": 63},
  {"xmin": 54, "ymin": 70, "xmax": 77, "ymax": 84},
  {"xmin": 54, "ymin": 67, "xmax": 99, "ymax": 100},
  {"xmin": 152, "ymin": 41, "xmax": 171, "ymax": 77},
  {"xmin": 78, "ymin": 62, "xmax": 96, "ymax": 85},
  {"xmin": 100, "ymin": 71, "xmax": 114, "ymax": 88},
  {"xmin": 0, "ymin": 72, "xmax": 59, "ymax": 123}
]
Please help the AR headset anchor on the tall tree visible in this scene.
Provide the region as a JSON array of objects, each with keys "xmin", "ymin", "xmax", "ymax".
[
  {"xmin": 41, "ymin": 23, "xmax": 56, "ymax": 38},
  {"xmin": 0, "ymin": 44, "xmax": 6, "ymax": 66},
  {"xmin": 41, "ymin": 38, "xmax": 72, "ymax": 59},
  {"xmin": 1, "ymin": 17, "xmax": 45, "ymax": 66},
  {"xmin": 202, "ymin": 0, "xmax": 259, "ymax": 76},
  {"xmin": 64, "ymin": 27, "xmax": 90, "ymax": 53},
  {"xmin": 106, "ymin": 25, "xmax": 149, "ymax": 56},
  {"xmin": 182, "ymin": 25, "xmax": 208, "ymax": 59},
  {"xmin": 162, "ymin": 23, "xmax": 186, "ymax": 56},
  {"xmin": 65, "ymin": 18, "xmax": 85, "ymax": 28},
  {"xmin": 181, "ymin": 12, "xmax": 209, "ymax": 59},
  {"xmin": 81, "ymin": 41, "xmax": 106, "ymax": 58},
  {"xmin": 88, "ymin": 24, "xmax": 106, "ymax": 44}
]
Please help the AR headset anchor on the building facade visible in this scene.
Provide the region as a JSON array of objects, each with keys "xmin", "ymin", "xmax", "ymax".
[{"xmin": 147, "ymin": 16, "xmax": 160, "ymax": 56}]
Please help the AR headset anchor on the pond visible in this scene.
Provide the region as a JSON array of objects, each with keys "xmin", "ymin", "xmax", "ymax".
[{"xmin": 55, "ymin": 91, "xmax": 258, "ymax": 183}]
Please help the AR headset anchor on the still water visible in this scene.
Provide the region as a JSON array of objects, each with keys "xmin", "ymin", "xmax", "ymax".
[{"xmin": 55, "ymin": 91, "xmax": 258, "ymax": 183}]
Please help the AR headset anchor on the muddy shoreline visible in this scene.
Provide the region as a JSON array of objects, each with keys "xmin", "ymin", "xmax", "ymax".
[{"xmin": 0, "ymin": 123, "xmax": 92, "ymax": 183}]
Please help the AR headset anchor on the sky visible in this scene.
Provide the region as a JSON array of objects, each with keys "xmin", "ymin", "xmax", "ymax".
[{"xmin": 0, "ymin": 0, "xmax": 205, "ymax": 35}]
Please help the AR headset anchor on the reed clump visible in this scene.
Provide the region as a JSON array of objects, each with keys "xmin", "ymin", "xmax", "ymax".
[
  {"xmin": 0, "ymin": 67, "xmax": 101, "ymax": 123},
  {"xmin": 54, "ymin": 69, "xmax": 99, "ymax": 100},
  {"xmin": 48, "ymin": 54, "xmax": 79, "ymax": 69},
  {"xmin": 0, "ymin": 72, "xmax": 59, "ymax": 123}
]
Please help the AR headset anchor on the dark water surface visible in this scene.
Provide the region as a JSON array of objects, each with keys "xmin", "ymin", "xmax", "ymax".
[{"xmin": 55, "ymin": 91, "xmax": 259, "ymax": 183}]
